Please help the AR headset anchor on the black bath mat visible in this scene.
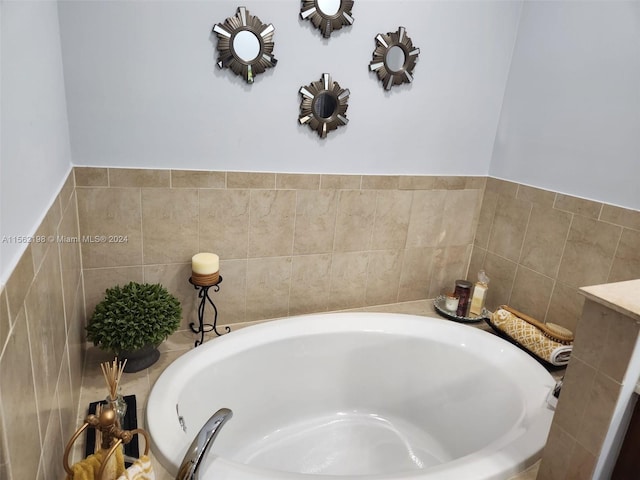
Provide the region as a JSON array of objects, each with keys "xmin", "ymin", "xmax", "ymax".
[{"xmin": 85, "ymin": 394, "xmax": 139, "ymax": 467}]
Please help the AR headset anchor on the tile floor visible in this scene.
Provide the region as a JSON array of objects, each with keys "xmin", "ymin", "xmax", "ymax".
[{"xmin": 74, "ymin": 300, "xmax": 561, "ymax": 480}]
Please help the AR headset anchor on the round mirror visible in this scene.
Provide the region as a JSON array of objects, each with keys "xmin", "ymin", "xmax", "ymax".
[
  {"xmin": 300, "ymin": 0, "xmax": 354, "ymax": 38},
  {"xmin": 313, "ymin": 93, "xmax": 337, "ymax": 119},
  {"xmin": 213, "ymin": 7, "xmax": 278, "ymax": 84},
  {"xmin": 385, "ymin": 46, "xmax": 405, "ymax": 73},
  {"xmin": 299, "ymin": 73, "xmax": 350, "ymax": 139},
  {"xmin": 369, "ymin": 27, "xmax": 420, "ymax": 91},
  {"xmin": 233, "ymin": 30, "xmax": 260, "ymax": 62},
  {"xmin": 317, "ymin": 0, "xmax": 341, "ymax": 16}
]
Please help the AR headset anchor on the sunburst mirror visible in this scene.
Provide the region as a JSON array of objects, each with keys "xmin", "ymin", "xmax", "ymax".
[
  {"xmin": 299, "ymin": 0, "xmax": 355, "ymax": 38},
  {"xmin": 369, "ymin": 27, "xmax": 420, "ymax": 90},
  {"xmin": 212, "ymin": 6, "xmax": 278, "ymax": 84},
  {"xmin": 299, "ymin": 73, "xmax": 350, "ymax": 138}
]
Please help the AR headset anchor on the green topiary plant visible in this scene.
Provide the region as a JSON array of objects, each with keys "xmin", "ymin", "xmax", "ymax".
[{"xmin": 87, "ymin": 282, "xmax": 182, "ymax": 354}]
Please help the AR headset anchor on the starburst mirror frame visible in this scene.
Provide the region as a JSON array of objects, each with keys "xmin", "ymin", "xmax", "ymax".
[
  {"xmin": 299, "ymin": 0, "xmax": 355, "ymax": 38},
  {"xmin": 299, "ymin": 73, "xmax": 350, "ymax": 139},
  {"xmin": 369, "ymin": 27, "xmax": 420, "ymax": 90},
  {"xmin": 212, "ymin": 6, "xmax": 278, "ymax": 84}
]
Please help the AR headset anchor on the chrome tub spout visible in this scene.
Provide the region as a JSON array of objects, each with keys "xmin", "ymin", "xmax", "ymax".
[{"xmin": 176, "ymin": 408, "xmax": 233, "ymax": 480}]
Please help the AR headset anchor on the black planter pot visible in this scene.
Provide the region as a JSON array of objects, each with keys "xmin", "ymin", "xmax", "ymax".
[{"xmin": 120, "ymin": 344, "xmax": 160, "ymax": 373}]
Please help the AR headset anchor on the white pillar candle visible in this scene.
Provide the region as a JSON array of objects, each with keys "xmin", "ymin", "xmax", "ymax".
[{"xmin": 192, "ymin": 253, "xmax": 219, "ymax": 274}]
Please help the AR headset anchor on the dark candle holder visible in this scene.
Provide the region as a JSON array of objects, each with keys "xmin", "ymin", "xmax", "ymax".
[{"xmin": 188, "ymin": 275, "xmax": 230, "ymax": 347}]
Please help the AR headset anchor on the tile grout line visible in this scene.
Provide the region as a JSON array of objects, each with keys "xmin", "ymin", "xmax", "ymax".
[
  {"xmin": 605, "ymin": 225, "xmax": 625, "ymax": 284},
  {"xmin": 139, "ymin": 189, "xmax": 145, "ymax": 281},
  {"xmin": 286, "ymin": 190, "xmax": 298, "ymax": 317},
  {"xmin": 543, "ymin": 212, "xmax": 575, "ymax": 324},
  {"xmin": 509, "ymin": 199, "xmax": 534, "ymax": 307}
]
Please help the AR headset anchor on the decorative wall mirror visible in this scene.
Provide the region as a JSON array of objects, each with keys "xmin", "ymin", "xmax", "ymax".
[
  {"xmin": 300, "ymin": 0, "xmax": 355, "ymax": 38},
  {"xmin": 299, "ymin": 73, "xmax": 350, "ymax": 138},
  {"xmin": 212, "ymin": 6, "xmax": 278, "ymax": 84},
  {"xmin": 369, "ymin": 27, "xmax": 420, "ymax": 90}
]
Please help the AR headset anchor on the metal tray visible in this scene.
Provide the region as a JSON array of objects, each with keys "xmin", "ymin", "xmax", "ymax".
[{"xmin": 433, "ymin": 294, "xmax": 488, "ymax": 323}]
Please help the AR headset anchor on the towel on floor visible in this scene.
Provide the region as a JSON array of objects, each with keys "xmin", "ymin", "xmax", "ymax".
[
  {"xmin": 491, "ymin": 308, "xmax": 572, "ymax": 366},
  {"xmin": 66, "ymin": 447, "xmax": 125, "ymax": 480},
  {"xmin": 115, "ymin": 455, "xmax": 155, "ymax": 480}
]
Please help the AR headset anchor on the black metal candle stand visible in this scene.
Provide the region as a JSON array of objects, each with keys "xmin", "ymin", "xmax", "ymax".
[{"xmin": 188, "ymin": 275, "xmax": 230, "ymax": 347}]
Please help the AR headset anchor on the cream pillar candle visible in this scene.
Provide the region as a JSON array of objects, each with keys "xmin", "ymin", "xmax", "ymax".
[{"xmin": 192, "ymin": 253, "xmax": 219, "ymax": 274}]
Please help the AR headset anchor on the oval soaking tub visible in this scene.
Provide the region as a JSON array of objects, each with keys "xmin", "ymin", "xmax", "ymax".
[{"xmin": 147, "ymin": 312, "xmax": 555, "ymax": 480}]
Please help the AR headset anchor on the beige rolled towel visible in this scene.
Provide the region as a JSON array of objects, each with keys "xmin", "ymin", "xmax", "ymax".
[{"xmin": 491, "ymin": 308, "xmax": 572, "ymax": 366}]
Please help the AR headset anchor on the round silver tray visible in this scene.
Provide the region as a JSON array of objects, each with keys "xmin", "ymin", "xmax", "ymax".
[{"xmin": 433, "ymin": 295, "xmax": 489, "ymax": 323}]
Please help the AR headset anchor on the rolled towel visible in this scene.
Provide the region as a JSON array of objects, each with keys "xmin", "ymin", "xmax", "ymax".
[
  {"xmin": 499, "ymin": 304, "xmax": 574, "ymax": 344},
  {"xmin": 491, "ymin": 308, "xmax": 572, "ymax": 367},
  {"xmin": 551, "ymin": 347, "xmax": 572, "ymax": 365},
  {"xmin": 116, "ymin": 455, "xmax": 155, "ymax": 480}
]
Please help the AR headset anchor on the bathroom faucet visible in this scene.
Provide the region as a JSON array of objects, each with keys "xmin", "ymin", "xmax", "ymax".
[{"xmin": 175, "ymin": 408, "xmax": 233, "ymax": 480}]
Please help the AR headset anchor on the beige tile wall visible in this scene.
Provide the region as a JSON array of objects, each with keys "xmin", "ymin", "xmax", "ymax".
[
  {"xmin": 0, "ymin": 171, "xmax": 86, "ymax": 480},
  {"xmin": 471, "ymin": 178, "xmax": 640, "ymax": 334},
  {"xmin": 537, "ymin": 298, "xmax": 640, "ymax": 479},
  {"xmin": 2, "ymin": 167, "xmax": 638, "ymax": 479},
  {"xmin": 75, "ymin": 168, "xmax": 485, "ymax": 332}
]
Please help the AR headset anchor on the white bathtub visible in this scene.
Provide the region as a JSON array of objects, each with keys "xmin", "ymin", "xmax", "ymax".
[{"xmin": 147, "ymin": 312, "xmax": 555, "ymax": 480}]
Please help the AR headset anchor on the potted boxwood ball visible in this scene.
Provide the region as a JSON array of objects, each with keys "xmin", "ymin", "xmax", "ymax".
[{"xmin": 87, "ymin": 282, "xmax": 182, "ymax": 373}]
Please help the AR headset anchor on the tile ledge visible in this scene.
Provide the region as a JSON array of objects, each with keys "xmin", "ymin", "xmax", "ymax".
[{"xmin": 580, "ymin": 279, "xmax": 640, "ymax": 323}]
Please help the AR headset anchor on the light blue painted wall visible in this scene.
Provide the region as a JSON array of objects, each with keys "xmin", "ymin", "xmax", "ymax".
[
  {"xmin": 490, "ymin": 0, "xmax": 640, "ymax": 210},
  {"xmin": 57, "ymin": 0, "xmax": 522, "ymax": 175},
  {"xmin": 1, "ymin": 1, "xmax": 73, "ymax": 282}
]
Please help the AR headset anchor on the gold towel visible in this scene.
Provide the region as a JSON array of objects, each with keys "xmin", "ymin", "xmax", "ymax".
[
  {"xmin": 116, "ymin": 455, "xmax": 155, "ymax": 480},
  {"xmin": 491, "ymin": 308, "xmax": 572, "ymax": 366},
  {"xmin": 66, "ymin": 447, "xmax": 125, "ymax": 480}
]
